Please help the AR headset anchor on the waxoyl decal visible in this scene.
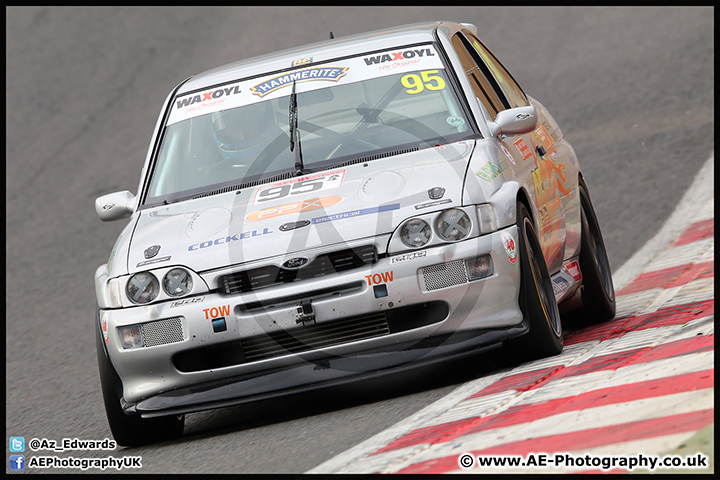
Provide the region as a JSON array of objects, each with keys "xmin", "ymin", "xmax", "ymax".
[{"xmin": 175, "ymin": 85, "xmax": 242, "ymax": 110}]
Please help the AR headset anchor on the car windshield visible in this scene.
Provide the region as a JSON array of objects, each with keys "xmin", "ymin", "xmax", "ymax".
[{"xmin": 145, "ymin": 43, "xmax": 474, "ymax": 206}]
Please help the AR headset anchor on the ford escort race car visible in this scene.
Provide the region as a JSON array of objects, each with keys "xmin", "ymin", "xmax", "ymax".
[{"xmin": 94, "ymin": 21, "xmax": 615, "ymax": 446}]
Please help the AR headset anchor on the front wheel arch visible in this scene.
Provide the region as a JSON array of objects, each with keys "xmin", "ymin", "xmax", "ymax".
[
  {"xmin": 95, "ymin": 307, "xmax": 184, "ymax": 447},
  {"xmin": 504, "ymin": 201, "xmax": 563, "ymax": 360}
]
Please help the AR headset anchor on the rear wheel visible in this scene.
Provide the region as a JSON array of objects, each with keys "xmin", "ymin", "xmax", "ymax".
[
  {"xmin": 506, "ymin": 201, "xmax": 563, "ymax": 360},
  {"xmin": 574, "ymin": 179, "xmax": 616, "ymax": 322},
  {"xmin": 96, "ymin": 309, "xmax": 184, "ymax": 447}
]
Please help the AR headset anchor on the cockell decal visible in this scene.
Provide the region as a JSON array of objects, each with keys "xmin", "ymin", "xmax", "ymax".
[{"xmin": 188, "ymin": 228, "xmax": 273, "ymax": 251}]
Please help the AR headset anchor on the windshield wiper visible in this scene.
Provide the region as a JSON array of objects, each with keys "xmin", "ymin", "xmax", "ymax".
[{"xmin": 289, "ymin": 81, "xmax": 305, "ymax": 176}]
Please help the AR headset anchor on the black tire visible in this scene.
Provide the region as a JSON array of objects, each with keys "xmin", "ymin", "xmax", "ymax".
[
  {"xmin": 574, "ymin": 179, "xmax": 616, "ymax": 322},
  {"xmin": 506, "ymin": 201, "xmax": 563, "ymax": 360},
  {"xmin": 96, "ymin": 309, "xmax": 184, "ymax": 447}
]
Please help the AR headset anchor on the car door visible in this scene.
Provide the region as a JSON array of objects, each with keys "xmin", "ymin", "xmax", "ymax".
[{"xmin": 452, "ymin": 31, "xmax": 574, "ymax": 273}]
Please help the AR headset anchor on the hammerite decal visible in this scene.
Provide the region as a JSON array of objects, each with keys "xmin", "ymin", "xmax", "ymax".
[{"xmin": 251, "ymin": 66, "xmax": 349, "ymax": 97}]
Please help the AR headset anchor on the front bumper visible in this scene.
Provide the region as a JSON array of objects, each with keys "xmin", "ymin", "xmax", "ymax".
[{"xmin": 99, "ymin": 225, "xmax": 526, "ymax": 417}]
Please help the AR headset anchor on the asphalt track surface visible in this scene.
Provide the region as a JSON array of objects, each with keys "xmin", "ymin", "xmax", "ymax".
[{"xmin": 6, "ymin": 6, "xmax": 713, "ymax": 474}]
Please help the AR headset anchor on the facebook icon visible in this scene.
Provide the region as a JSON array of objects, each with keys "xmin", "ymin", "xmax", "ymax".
[{"xmin": 10, "ymin": 455, "xmax": 25, "ymax": 470}]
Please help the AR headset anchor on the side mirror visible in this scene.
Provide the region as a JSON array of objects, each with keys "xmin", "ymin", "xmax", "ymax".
[
  {"xmin": 487, "ymin": 105, "xmax": 537, "ymax": 137},
  {"xmin": 95, "ymin": 191, "xmax": 136, "ymax": 222}
]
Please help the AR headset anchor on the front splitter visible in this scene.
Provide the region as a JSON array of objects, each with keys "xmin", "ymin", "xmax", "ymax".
[{"xmin": 131, "ymin": 322, "xmax": 529, "ymax": 418}]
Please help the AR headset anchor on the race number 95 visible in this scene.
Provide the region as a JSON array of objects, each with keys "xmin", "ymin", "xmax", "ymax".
[
  {"xmin": 256, "ymin": 179, "xmax": 322, "ymax": 203},
  {"xmin": 401, "ymin": 70, "xmax": 446, "ymax": 94},
  {"xmin": 252, "ymin": 170, "xmax": 346, "ymax": 204}
]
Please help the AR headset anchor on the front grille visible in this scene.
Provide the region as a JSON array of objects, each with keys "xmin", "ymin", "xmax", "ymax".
[
  {"xmin": 421, "ymin": 260, "xmax": 468, "ymax": 291},
  {"xmin": 141, "ymin": 317, "xmax": 185, "ymax": 347},
  {"xmin": 220, "ymin": 244, "xmax": 378, "ymax": 295},
  {"xmin": 171, "ymin": 301, "xmax": 448, "ymax": 372},
  {"xmin": 242, "ymin": 312, "xmax": 389, "ymax": 363}
]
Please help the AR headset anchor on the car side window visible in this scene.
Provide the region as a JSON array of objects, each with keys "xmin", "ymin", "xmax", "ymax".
[
  {"xmin": 451, "ymin": 34, "xmax": 506, "ymax": 120},
  {"xmin": 465, "ymin": 33, "xmax": 529, "ymax": 109}
]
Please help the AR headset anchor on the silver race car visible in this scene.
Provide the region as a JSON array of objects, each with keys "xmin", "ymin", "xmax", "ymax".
[{"xmin": 94, "ymin": 21, "xmax": 615, "ymax": 446}]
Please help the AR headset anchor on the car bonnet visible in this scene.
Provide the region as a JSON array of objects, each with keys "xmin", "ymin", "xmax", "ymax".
[{"xmin": 126, "ymin": 140, "xmax": 475, "ymax": 274}]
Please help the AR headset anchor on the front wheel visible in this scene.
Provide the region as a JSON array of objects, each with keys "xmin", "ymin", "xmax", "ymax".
[
  {"xmin": 574, "ymin": 178, "xmax": 616, "ymax": 322},
  {"xmin": 96, "ymin": 310, "xmax": 184, "ymax": 447},
  {"xmin": 506, "ymin": 202, "xmax": 563, "ymax": 360}
]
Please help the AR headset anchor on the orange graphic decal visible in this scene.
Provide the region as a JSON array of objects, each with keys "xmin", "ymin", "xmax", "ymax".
[{"xmin": 246, "ymin": 196, "xmax": 343, "ymax": 221}]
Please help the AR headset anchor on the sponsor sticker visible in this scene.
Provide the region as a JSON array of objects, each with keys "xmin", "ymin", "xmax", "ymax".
[
  {"xmin": 564, "ymin": 260, "xmax": 582, "ymax": 282},
  {"xmin": 501, "ymin": 230, "xmax": 518, "ymax": 264},
  {"xmin": 447, "ymin": 116, "xmax": 465, "ymax": 127},
  {"xmin": 513, "ymin": 138, "xmax": 534, "ymax": 161},
  {"xmin": 187, "ymin": 227, "xmax": 273, "ymax": 252},
  {"xmin": 246, "ymin": 195, "xmax": 343, "ymax": 221},
  {"xmin": 414, "ymin": 199, "xmax": 452, "ymax": 210},
  {"xmin": 500, "ymin": 144, "xmax": 516, "ymax": 166},
  {"xmin": 552, "ymin": 276, "xmax": 570, "ymax": 298},
  {"xmin": 101, "ymin": 312, "xmax": 109, "ymax": 345},
  {"xmin": 390, "ymin": 251, "xmax": 427, "ymax": 264},
  {"xmin": 136, "ymin": 255, "xmax": 172, "ymax": 268},
  {"xmin": 312, "ymin": 203, "xmax": 400, "ymax": 224},
  {"xmin": 365, "ymin": 271, "xmax": 394, "ymax": 286},
  {"xmin": 203, "ymin": 305, "xmax": 231, "ymax": 319},
  {"xmin": 169, "ymin": 297, "xmax": 206, "ymax": 308},
  {"xmin": 172, "ymin": 82, "xmax": 243, "ymax": 123},
  {"xmin": 362, "ymin": 47, "xmax": 439, "ymax": 72},
  {"xmin": 291, "ymin": 56, "xmax": 313, "ymax": 67},
  {"xmin": 250, "ymin": 66, "xmax": 349, "ymax": 97},
  {"xmin": 532, "ymin": 123, "xmax": 556, "ymax": 154},
  {"xmin": 475, "ymin": 161, "xmax": 504, "ymax": 182},
  {"xmin": 168, "ymin": 45, "xmax": 443, "ymax": 125}
]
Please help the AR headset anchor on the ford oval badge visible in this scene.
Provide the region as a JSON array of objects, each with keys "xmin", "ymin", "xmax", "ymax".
[{"xmin": 282, "ymin": 257, "xmax": 310, "ymax": 269}]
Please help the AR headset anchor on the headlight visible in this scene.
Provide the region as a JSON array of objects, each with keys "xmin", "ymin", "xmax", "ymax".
[
  {"xmin": 400, "ymin": 218, "xmax": 432, "ymax": 248},
  {"xmin": 388, "ymin": 206, "xmax": 481, "ymax": 254},
  {"xmin": 435, "ymin": 209, "xmax": 471, "ymax": 241},
  {"xmin": 163, "ymin": 268, "xmax": 193, "ymax": 297},
  {"xmin": 126, "ymin": 272, "xmax": 160, "ymax": 304}
]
